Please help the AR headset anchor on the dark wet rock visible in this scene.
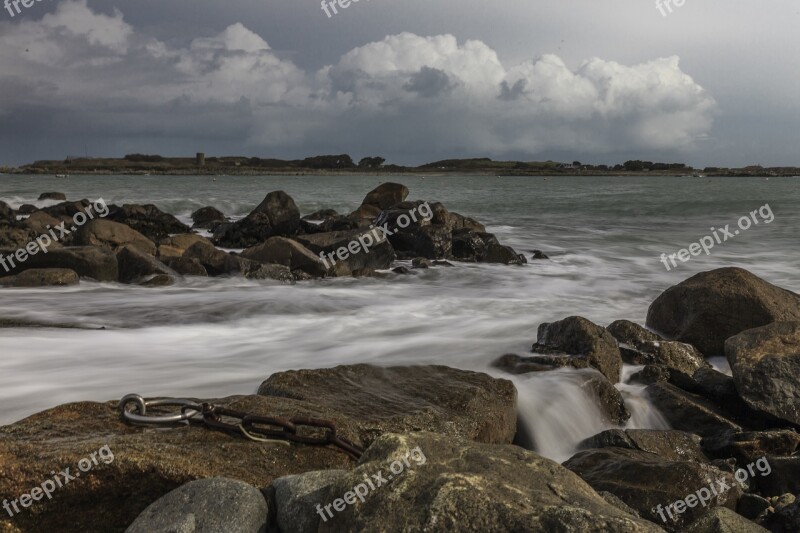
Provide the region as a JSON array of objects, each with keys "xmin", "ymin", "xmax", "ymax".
[
  {"xmin": 39, "ymin": 199, "xmax": 92, "ymax": 220},
  {"xmin": 272, "ymin": 470, "xmax": 347, "ymax": 533},
  {"xmin": 391, "ymin": 266, "xmax": 411, "ymax": 274},
  {"xmin": 361, "ymin": 182, "xmax": 409, "ymax": 210},
  {"xmin": 0, "ymin": 268, "xmax": 79, "ymax": 287},
  {"xmin": 752, "ymin": 457, "xmax": 800, "ymax": 496},
  {"xmin": 763, "ymin": 496, "xmax": 800, "ymax": 533},
  {"xmin": 241, "ymin": 237, "xmax": 329, "ymax": 278},
  {"xmin": 627, "ymin": 341, "xmax": 710, "ymax": 375},
  {"xmin": 0, "ymin": 395, "xmax": 358, "ymax": 533},
  {"xmin": 531, "ymin": 316, "xmax": 623, "ymax": 383},
  {"xmin": 482, "ymin": 242, "xmax": 526, "ymax": 265},
  {"xmin": 302, "ymin": 209, "xmax": 339, "ymax": 221},
  {"xmin": 214, "ymin": 191, "xmax": 301, "ymax": 248},
  {"xmin": 646, "ymin": 382, "xmax": 742, "ymax": 437},
  {"xmin": 21, "ymin": 210, "xmax": 61, "ymax": 235},
  {"xmin": 692, "ymin": 368, "xmax": 742, "ymax": 405},
  {"xmin": 411, "ymin": 257, "xmax": 431, "ymax": 268},
  {"xmin": 157, "ymin": 233, "xmax": 213, "ymax": 259},
  {"xmin": 646, "ymin": 268, "xmax": 800, "ymax": 356},
  {"xmin": 117, "ymin": 246, "xmax": 179, "ymax": 284},
  {"xmin": 725, "ymin": 322, "xmax": 800, "ymax": 426},
  {"xmin": 163, "ymin": 257, "xmax": 209, "ymax": 277},
  {"xmin": 258, "ymin": 364, "xmax": 517, "ymax": 446},
  {"xmin": 0, "ymin": 200, "xmax": 13, "ymax": 221},
  {"xmin": 630, "ymin": 365, "xmax": 698, "ymax": 391},
  {"xmin": 0, "ymin": 246, "xmax": 118, "ymax": 281},
  {"xmin": 607, "ymin": 320, "xmax": 664, "ymax": 347},
  {"xmin": 17, "ymin": 204, "xmax": 37, "ymax": 215},
  {"xmin": 702, "ymin": 430, "xmax": 800, "ymax": 463},
  {"xmin": 191, "ymin": 206, "xmax": 228, "ymax": 229},
  {"xmin": 286, "ymin": 432, "xmax": 662, "ymax": 533},
  {"xmin": 108, "ymin": 204, "xmax": 191, "ymax": 242},
  {"xmin": 38, "ymin": 192, "xmax": 67, "ymax": 201},
  {"xmin": 564, "ymin": 447, "xmax": 742, "ymax": 530},
  {"xmin": 237, "ymin": 258, "xmax": 295, "ymax": 283},
  {"xmin": 599, "ymin": 491, "xmax": 642, "ymax": 518},
  {"xmin": 451, "ymin": 228, "xmax": 490, "ymax": 261},
  {"xmin": 294, "ymin": 228, "xmax": 395, "ymax": 276},
  {"xmin": 577, "ymin": 371, "xmax": 631, "ymax": 425},
  {"xmin": 73, "ymin": 219, "xmax": 156, "ymax": 255},
  {"xmin": 579, "ymin": 429, "xmax": 707, "ymax": 462},
  {"xmin": 389, "ymin": 223, "xmax": 452, "ymax": 260},
  {"xmin": 737, "ymin": 493, "xmax": 771, "ymax": 520},
  {"xmin": 183, "ymin": 241, "xmax": 241, "ymax": 276},
  {"xmin": 127, "ymin": 477, "xmax": 268, "ymax": 533},
  {"xmin": 682, "ymin": 507, "xmax": 769, "ymax": 532},
  {"xmin": 139, "ymin": 274, "xmax": 176, "ymax": 287},
  {"xmin": 0, "ymin": 226, "xmax": 37, "ymax": 249},
  {"xmin": 531, "ymin": 250, "xmax": 549, "ymax": 260}
]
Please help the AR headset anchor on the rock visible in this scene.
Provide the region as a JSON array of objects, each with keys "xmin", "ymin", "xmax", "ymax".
[
  {"xmin": 39, "ymin": 199, "xmax": 92, "ymax": 219},
  {"xmin": 531, "ymin": 250, "xmax": 549, "ymax": 260},
  {"xmin": 288, "ymin": 432, "xmax": 661, "ymax": 532},
  {"xmin": 646, "ymin": 268, "xmax": 800, "ymax": 356},
  {"xmin": 763, "ymin": 497, "xmax": 800, "ymax": 533},
  {"xmin": 258, "ymin": 364, "xmax": 517, "ymax": 446},
  {"xmin": 564, "ymin": 447, "xmax": 742, "ymax": 530},
  {"xmin": 236, "ymin": 258, "xmax": 295, "ymax": 283},
  {"xmin": 411, "ymin": 257, "xmax": 431, "ymax": 268},
  {"xmin": 444, "ymin": 211, "xmax": 485, "ymax": 233},
  {"xmin": 361, "ymin": 182, "xmax": 409, "ymax": 210},
  {"xmin": 646, "ymin": 383, "xmax": 742, "ymax": 437},
  {"xmin": 532, "ymin": 316, "xmax": 623, "ymax": 383},
  {"xmin": 607, "ymin": 320, "xmax": 664, "ymax": 347},
  {"xmin": 736, "ymin": 493, "xmax": 771, "ymax": 520},
  {"xmin": 630, "ymin": 341, "xmax": 710, "ymax": 376},
  {"xmin": 127, "ymin": 477, "xmax": 268, "ymax": 533},
  {"xmin": 215, "ymin": 191, "xmax": 300, "ymax": 248},
  {"xmin": 272, "ymin": 470, "xmax": 348, "ymax": 533},
  {"xmin": 294, "ymin": 228, "xmax": 396, "ymax": 276},
  {"xmin": 38, "ymin": 192, "xmax": 67, "ymax": 201},
  {"xmin": 191, "ymin": 206, "xmax": 228, "ymax": 229},
  {"xmin": 0, "ymin": 246, "xmax": 118, "ymax": 281},
  {"xmin": 347, "ymin": 204, "xmax": 382, "ymax": 223},
  {"xmin": 17, "ymin": 204, "xmax": 37, "ymax": 215},
  {"xmin": 0, "ymin": 226, "xmax": 37, "ymax": 249},
  {"xmin": 0, "ymin": 200, "xmax": 13, "ymax": 221},
  {"xmin": 752, "ymin": 457, "xmax": 800, "ymax": 496},
  {"xmin": 157, "ymin": 234, "xmax": 213, "ymax": 259},
  {"xmin": 482, "ymin": 243, "xmax": 526, "ymax": 265},
  {"xmin": 451, "ymin": 228, "xmax": 491, "ymax": 261},
  {"xmin": 0, "ymin": 268, "xmax": 79, "ymax": 287},
  {"xmin": 577, "ymin": 371, "xmax": 631, "ymax": 425},
  {"xmin": 0, "ymin": 395, "xmax": 358, "ymax": 533},
  {"xmin": 183, "ymin": 241, "xmax": 241, "ymax": 276},
  {"xmin": 702, "ymin": 430, "xmax": 800, "ymax": 463},
  {"xmin": 578, "ymin": 429, "xmax": 708, "ymax": 462},
  {"xmin": 630, "ymin": 365, "xmax": 698, "ymax": 391},
  {"xmin": 391, "ymin": 266, "xmax": 411, "ymax": 274},
  {"xmin": 108, "ymin": 204, "xmax": 191, "ymax": 242},
  {"xmin": 241, "ymin": 237, "xmax": 329, "ymax": 278},
  {"xmin": 725, "ymin": 322, "xmax": 800, "ymax": 426},
  {"xmin": 21, "ymin": 211, "xmax": 61, "ymax": 235},
  {"xmin": 682, "ymin": 507, "xmax": 769, "ymax": 532},
  {"xmin": 302, "ymin": 209, "xmax": 339, "ymax": 221},
  {"xmin": 73, "ymin": 219, "xmax": 157, "ymax": 255},
  {"xmin": 116, "ymin": 246, "xmax": 179, "ymax": 284},
  {"xmin": 139, "ymin": 274, "xmax": 175, "ymax": 287},
  {"xmin": 162, "ymin": 257, "xmax": 208, "ymax": 277}
]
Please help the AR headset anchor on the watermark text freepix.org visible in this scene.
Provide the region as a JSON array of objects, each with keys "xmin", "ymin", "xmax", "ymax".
[
  {"xmin": 660, "ymin": 204, "xmax": 774, "ymax": 271},
  {"xmin": 3, "ymin": 445, "xmax": 115, "ymax": 518},
  {"xmin": 321, "ymin": 0, "xmax": 369, "ymax": 18},
  {"xmin": 315, "ymin": 446, "xmax": 427, "ymax": 522},
  {"xmin": 656, "ymin": 0, "xmax": 686, "ymax": 17},
  {"xmin": 0, "ymin": 198, "xmax": 109, "ymax": 274},
  {"xmin": 4, "ymin": 0, "xmax": 49, "ymax": 18},
  {"xmin": 653, "ymin": 456, "xmax": 771, "ymax": 523}
]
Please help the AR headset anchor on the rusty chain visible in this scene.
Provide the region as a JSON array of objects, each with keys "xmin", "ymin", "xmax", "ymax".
[{"xmin": 118, "ymin": 394, "xmax": 363, "ymax": 460}]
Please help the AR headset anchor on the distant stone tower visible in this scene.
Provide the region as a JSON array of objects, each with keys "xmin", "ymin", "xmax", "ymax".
[{"xmin": 196, "ymin": 152, "xmax": 206, "ymax": 166}]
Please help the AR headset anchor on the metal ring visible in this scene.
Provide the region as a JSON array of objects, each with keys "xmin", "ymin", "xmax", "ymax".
[{"xmin": 119, "ymin": 394, "xmax": 202, "ymax": 425}]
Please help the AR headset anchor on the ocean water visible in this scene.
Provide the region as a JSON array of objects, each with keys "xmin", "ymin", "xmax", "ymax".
[{"xmin": 1, "ymin": 174, "xmax": 797, "ymax": 462}]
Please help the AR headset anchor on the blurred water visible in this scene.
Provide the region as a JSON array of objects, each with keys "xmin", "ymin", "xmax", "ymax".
[{"xmin": 1, "ymin": 174, "xmax": 797, "ymax": 461}]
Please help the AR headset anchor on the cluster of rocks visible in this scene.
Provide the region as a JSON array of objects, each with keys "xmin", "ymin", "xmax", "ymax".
[{"xmin": 0, "ymin": 183, "xmax": 530, "ymax": 288}]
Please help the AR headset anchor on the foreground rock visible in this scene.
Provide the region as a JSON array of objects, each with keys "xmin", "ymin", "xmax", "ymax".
[
  {"xmin": 108, "ymin": 204, "xmax": 191, "ymax": 242},
  {"xmin": 73, "ymin": 219, "xmax": 156, "ymax": 255},
  {"xmin": 116, "ymin": 246, "xmax": 179, "ymax": 284},
  {"xmin": 564, "ymin": 447, "xmax": 741, "ymax": 530},
  {"xmin": 191, "ymin": 206, "xmax": 228, "ymax": 229},
  {"xmin": 578, "ymin": 429, "xmax": 708, "ymax": 463},
  {"xmin": 215, "ymin": 191, "xmax": 301, "ymax": 248},
  {"xmin": 646, "ymin": 268, "xmax": 800, "ymax": 355},
  {"xmin": 0, "ymin": 246, "xmax": 118, "ymax": 282},
  {"xmin": 0, "ymin": 268, "xmax": 79, "ymax": 287},
  {"xmin": 241, "ymin": 237, "xmax": 329, "ymax": 278},
  {"xmin": 725, "ymin": 322, "xmax": 800, "ymax": 426},
  {"xmin": 294, "ymin": 228, "xmax": 396, "ymax": 276},
  {"xmin": 127, "ymin": 478, "xmax": 268, "ymax": 533},
  {"xmin": 274, "ymin": 432, "xmax": 662, "ymax": 532},
  {"xmin": 258, "ymin": 364, "xmax": 517, "ymax": 446}
]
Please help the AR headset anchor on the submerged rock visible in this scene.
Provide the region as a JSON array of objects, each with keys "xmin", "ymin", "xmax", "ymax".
[
  {"xmin": 37, "ymin": 192, "xmax": 66, "ymax": 201},
  {"xmin": 646, "ymin": 268, "xmax": 800, "ymax": 356},
  {"xmin": 0, "ymin": 268, "xmax": 79, "ymax": 287}
]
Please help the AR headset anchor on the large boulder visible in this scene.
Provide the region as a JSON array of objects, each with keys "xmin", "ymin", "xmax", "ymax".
[
  {"xmin": 294, "ymin": 228, "xmax": 396, "ymax": 276},
  {"xmin": 532, "ymin": 316, "xmax": 623, "ymax": 383},
  {"xmin": 564, "ymin": 447, "xmax": 742, "ymax": 530},
  {"xmin": 646, "ymin": 383, "xmax": 741, "ymax": 437},
  {"xmin": 702, "ymin": 430, "xmax": 800, "ymax": 464},
  {"xmin": 607, "ymin": 320, "xmax": 664, "ymax": 347},
  {"xmin": 258, "ymin": 365, "xmax": 517, "ymax": 446},
  {"xmin": 0, "ymin": 268, "xmax": 79, "ymax": 287},
  {"xmin": 0, "ymin": 200, "xmax": 13, "ymax": 221},
  {"xmin": 157, "ymin": 233, "xmax": 213, "ymax": 259},
  {"xmin": 215, "ymin": 191, "xmax": 300, "ymax": 248},
  {"xmin": 623, "ymin": 340, "xmax": 710, "ymax": 376},
  {"xmin": 21, "ymin": 211, "xmax": 61, "ymax": 235},
  {"xmin": 725, "ymin": 322, "xmax": 800, "ymax": 426},
  {"xmin": 126, "ymin": 478, "xmax": 269, "ymax": 533},
  {"xmin": 108, "ymin": 204, "xmax": 190, "ymax": 242},
  {"xmin": 191, "ymin": 206, "xmax": 228, "ymax": 229},
  {"xmin": 240, "ymin": 237, "xmax": 329, "ymax": 278},
  {"xmin": 683, "ymin": 507, "xmax": 769, "ymax": 533},
  {"xmin": 274, "ymin": 432, "xmax": 662, "ymax": 533},
  {"xmin": 73, "ymin": 219, "xmax": 156, "ymax": 255},
  {"xmin": 116, "ymin": 246, "xmax": 179, "ymax": 284},
  {"xmin": 0, "ymin": 246, "xmax": 118, "ymax": 281},
  {"xmin": 578, "ymin": 429, "xmax": 708, "ymax": 463},
  {"xmin": 646, "ymin": 268, "xmax": 800, "ymax": 356},
  {"xmin": 360, "ymin": 182, "xmax": 409, "ymax": 210}
]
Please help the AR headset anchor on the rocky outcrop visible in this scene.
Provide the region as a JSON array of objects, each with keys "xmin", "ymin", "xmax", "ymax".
[
  {"xmin": 157, "ymin": 233, "xmax": 212, "ymax": 259},
  {"xmin": 294, "ymin": 228, "xmax": 395, "ymax": 276},
  {"xmin": 21, "ymin": 211, "xmax": 61, "ymax": 235},
  {"xmin": 0, "ymin": 200, "xmax": 13, "ymax": 221},
  {"xmin": 646, "ymin": 268, "xmax": 800, "ymax": 355},
  {"xmin": 702, "ymin": 430, "xmax": 800, "ymax": 463},
  {"xmin": 191, "ymin": 206, "xmax": 228, "ymax": 229},
  {"xmin": 214, "ymin": 191, "xmax": 300, "ymax": 248},
  {"xmin": 163, "ymin": 256, "xmax": 209, "ymax": 277},
  {"xmin": 38, "ymin": 192, "xmax": 67, "ymax": 201},
  {"xmin": 108, "ymin": 204, "xmax": 191, "ymax": 242},
  {"xmin": 116, "ymin": 246, "xmax": 179, "ymax": 284},
  {"xmin": 73, "ymin": 219, "xmax": 156, "ymax": 255},
  {"xmin": 646, "ymin": 382, "xmax": 742, "ymax": 437},
  {"xmin": 564, "ymin": 447, "xmax": 742, "ymax": 530},
  {"xmin": 0, "ymin": 268, "xmax": 79, "ymax": 287},
  {"xmin": 607, "ymin": 320, "xmax": 664, "ymax": 347},
  {"xmin": 360, "ymin": 182, "xmax": 409, "ymax": 210},
  {"xmin": 183, "ymin": 241, "xmax": 241, "ymax": 276},
  {"xmin": 274, "ymin": 432, "xmax": 662, "ymax": 533},
  {"xmin": 258, "ymin": 364, "xmax": 517, "ymax": 446},
  {"xmin": 0, "ymin": 246, "xmax": 118, "ymax": 282},
  {"xmin": 241, "ymin": 237, "xmax": 329, "ymax": 278},
  {"xmin": 578, "ymin": 429, "xmax": 708, "ymax": 463}
]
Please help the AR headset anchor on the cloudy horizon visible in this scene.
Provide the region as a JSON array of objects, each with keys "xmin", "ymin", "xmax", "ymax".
[{"xmin": 1, "ymin": 0, "xmax": 798, "ymax": 168}]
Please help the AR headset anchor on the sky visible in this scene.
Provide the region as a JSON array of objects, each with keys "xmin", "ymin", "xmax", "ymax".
[{"xmin": 0, "ymin": 0, "xmax": 798, "ymax": 167}]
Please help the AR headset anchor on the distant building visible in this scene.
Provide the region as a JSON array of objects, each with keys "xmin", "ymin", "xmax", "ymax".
[{"xmin": 196, "ymin": 152, "xmax": 206, "ymax": 166}]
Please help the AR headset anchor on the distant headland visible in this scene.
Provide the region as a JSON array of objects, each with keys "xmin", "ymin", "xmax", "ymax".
[{"xmin": 2, "ymin": 154, "xmax": 798, "ymax": 177}]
